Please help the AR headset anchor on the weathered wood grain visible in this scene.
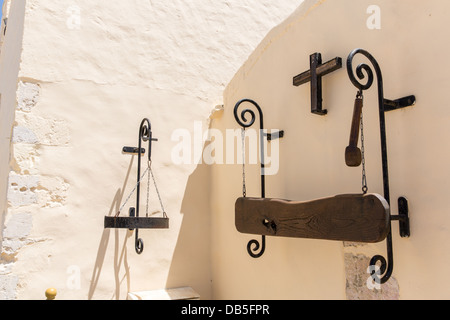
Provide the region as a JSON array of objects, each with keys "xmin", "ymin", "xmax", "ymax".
[
  {"xmin": 293, "ymin": 57, "xmax": 342, "ymax": 86},
  {"xmin": 235, "ymin": 194, "xmax": 390, "ymax": 243}
]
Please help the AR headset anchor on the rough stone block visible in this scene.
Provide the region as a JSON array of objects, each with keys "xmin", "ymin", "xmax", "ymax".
[
  {"xmin": 12, "ymin": 126, "xmax": 39, "ymax": 144},
  {"xmin": 14, "ymin": 113, "xmax": 70, "ymax": 146},
  {"xmin": 7, "ymin": 174, "xmax": 39, "ymax": 207},
  {"xmin": 345, "ymin": 253, "xmax": 399, "ymax": 300},
  {"xmin": 11, "ymin": 144, "xmax": 40, "ymax": 175},
  {"xmin": 17, "ymin": 81, "xmax": 40, "ymax": 112},
  {"xmin": 3, "ymin": 212, "xmax": 33, "ymax": 239},
  {"xmin": 36, "ymin": 176, "xmax": 69, "ymax": 208},
  {"xmin": 0, "ymin": 275, "xmax": 18, "ymax": 300},
  {"xmin": 7, "ymin": 173, "xmax": 69, "ymax": 208}
]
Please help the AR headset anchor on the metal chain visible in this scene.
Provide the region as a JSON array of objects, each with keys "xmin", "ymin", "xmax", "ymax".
[
  {"xmin": 115, "ymin": 161, "xmax": 167, "ymax": 219},
  {"xmin": 145, "ymin": 160, "xmax": 151, "ymax": 217},
  {"xmin": 241, "ymin": 128, "xmax": 247, "ymax": 198},
  {"xmin": 115, "ymin": 167, "xmax": 149, "ymax": 217},
  {"xmin": 359, "ymin": 91, "xmax": 368, "ymax": 194},
  {"xmin": 149, "ymin": 161, "xmax": 167, "ymax": 218}
]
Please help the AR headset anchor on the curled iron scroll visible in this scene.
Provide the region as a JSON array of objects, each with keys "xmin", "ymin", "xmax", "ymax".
[
  {"xmin": 233, "ymin": 99, "xmax": 262, "ymax": 129},
  {"xmin": 347, "ymin": 49, "xmax": 376, "ymax": 92},
  {"xmin": 347, "ymin": 49, "xmax": 393, "ymax": 284},
  {"xmin": 135, "ymin": 233, "xmax": 144, "ymax": 255},
  {"xmin": 134, "ymin": 118, "xmax": 153, "ymax": 254},
  {"xmin": 234, "ymin": 99, "xmax": 266, "ymax": 259}
]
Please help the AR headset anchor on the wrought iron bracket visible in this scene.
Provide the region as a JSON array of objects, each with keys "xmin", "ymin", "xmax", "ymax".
[
  {"xmin": 391, "ymin": 197, "xmax": 410, "ymax": 238},
  {"xmin": 384, "ymin": 96, "xmax": 416, "ymax": 112},
  {"xmin": 234, "ymin": 99, "xmax": 285, "ymax": 258},
  {"xmin": 104, "ymin": 215, "xmax": 169, "ymax": 230},
  {"xmin": 293, "ymin": 53, "xmax": 342, "ymax": 115},
  {"xmin": 122, "ymin": 147, "xmax": 146, "ymax": 154},
  {"xmin": 265, "ymin": 130, "xmax": 285, "ymax": 141},
  {"xmin": 347, "ymin": 48, "xmax": 415, "ymax": 285},
  {"xmin": 104, "ymin": 118, "xmax": 169, "ymax": 255},
  {"xmin": 233, "ymin": 50, "xmax": 413, "ymax": 286}
]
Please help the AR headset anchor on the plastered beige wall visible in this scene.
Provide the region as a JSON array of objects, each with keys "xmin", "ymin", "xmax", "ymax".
[
  {"xmin": 3, "ymin": 0, "xmax": 449, "ymax": 301},
  {"xmin": 212, "ymin": 0, "xmax": 450, "ymax": 299},
  {"xmin": 0, "ymin": 0, "xmax": 24, "ymax": 254},
  {"xmin": 0, "ymin": 0, "xmax": 304, "ymax": 300}
]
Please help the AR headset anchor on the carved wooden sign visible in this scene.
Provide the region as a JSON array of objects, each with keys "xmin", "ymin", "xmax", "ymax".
[{"xmin": 235, "ymin": 193, "xmax": 390, "ymax": 243}]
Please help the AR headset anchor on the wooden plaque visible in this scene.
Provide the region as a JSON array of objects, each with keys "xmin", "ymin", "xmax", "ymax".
[{"xmin": 235, "ymin": 193, "xmax": 390, "ymax": 243}]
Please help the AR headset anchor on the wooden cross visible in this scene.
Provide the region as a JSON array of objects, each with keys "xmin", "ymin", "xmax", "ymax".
[{"xmin": 293, "ymin": 53, "xmax": 342, "ymax": 115}]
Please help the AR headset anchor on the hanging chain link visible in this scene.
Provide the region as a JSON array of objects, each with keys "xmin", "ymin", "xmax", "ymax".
[
  {"xmin": 149, "ymin": 161, "xmax": 168, "ymax": 218},
  {"xmin": 115, "ymin": 160, "xmax": 167, "ymax": 219},
  {"xmin": 358, "ymin": 91, "xmax": 368, "ymax": 194},
  {"xmin": 241, "ymin": 128, "xmax": 247, "ymax": 198},
  {"xmin": 115, "ymin": 167, "xmax": 149, "ymax": 217},
  {"xmin": 145, "ymin": 160, "xmax": 151, "ymax": 217}
]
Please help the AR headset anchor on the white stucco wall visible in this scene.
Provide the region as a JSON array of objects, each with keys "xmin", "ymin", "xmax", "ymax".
[
  {"xmin": 4, "ymin": 0, "xmax": 448, "ymax": 301},
  {"xmin": 0, "ymin": 0, "xmax": 305, "ymax": 300},
  {"xmin": 213, "ymin": 0, "xmax": 450, "ymax": 300}
]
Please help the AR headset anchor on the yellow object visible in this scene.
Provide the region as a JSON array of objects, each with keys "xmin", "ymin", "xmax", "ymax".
[{"xmin": 45, "ymin": 288, "xmax": 57, "ymax": 300}]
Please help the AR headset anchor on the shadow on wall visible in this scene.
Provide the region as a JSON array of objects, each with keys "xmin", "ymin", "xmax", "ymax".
[
  {"xmin": 165, "ymin": 144, "xmax": 213, "ymax": 299},
  {"xmin": 88, "ymin": 156, "xmax": 135, "ymax": 300},
  {"xmin": 87, "ymin": 143, "xmax": 213, "ymax": 299}
]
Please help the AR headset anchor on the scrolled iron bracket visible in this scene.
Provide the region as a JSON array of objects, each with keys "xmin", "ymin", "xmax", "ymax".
[
  {"xmin": 104, "ymin": 118, "xmax": 169, "ymax": 255},
  {"xmin": 347, "ymin": 48, "xmax": 414, "ymax": 284},
  {"xmin": 234, "ymin": 99, "xmax": 284, "ymax": 258},
  {"xmin": 134, "ymin": 118, "xmax": 156, "ymax": 254}
]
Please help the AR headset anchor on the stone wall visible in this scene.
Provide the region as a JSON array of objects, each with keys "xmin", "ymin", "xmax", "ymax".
[{"xmin": 0, "ymin": 0, "xmax": 304, "ymax": 300}]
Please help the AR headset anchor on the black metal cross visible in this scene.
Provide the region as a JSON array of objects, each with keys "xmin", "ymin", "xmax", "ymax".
[{"xmin": 293, "ymin": 53, "xmax": 342, "ymax": 115}]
